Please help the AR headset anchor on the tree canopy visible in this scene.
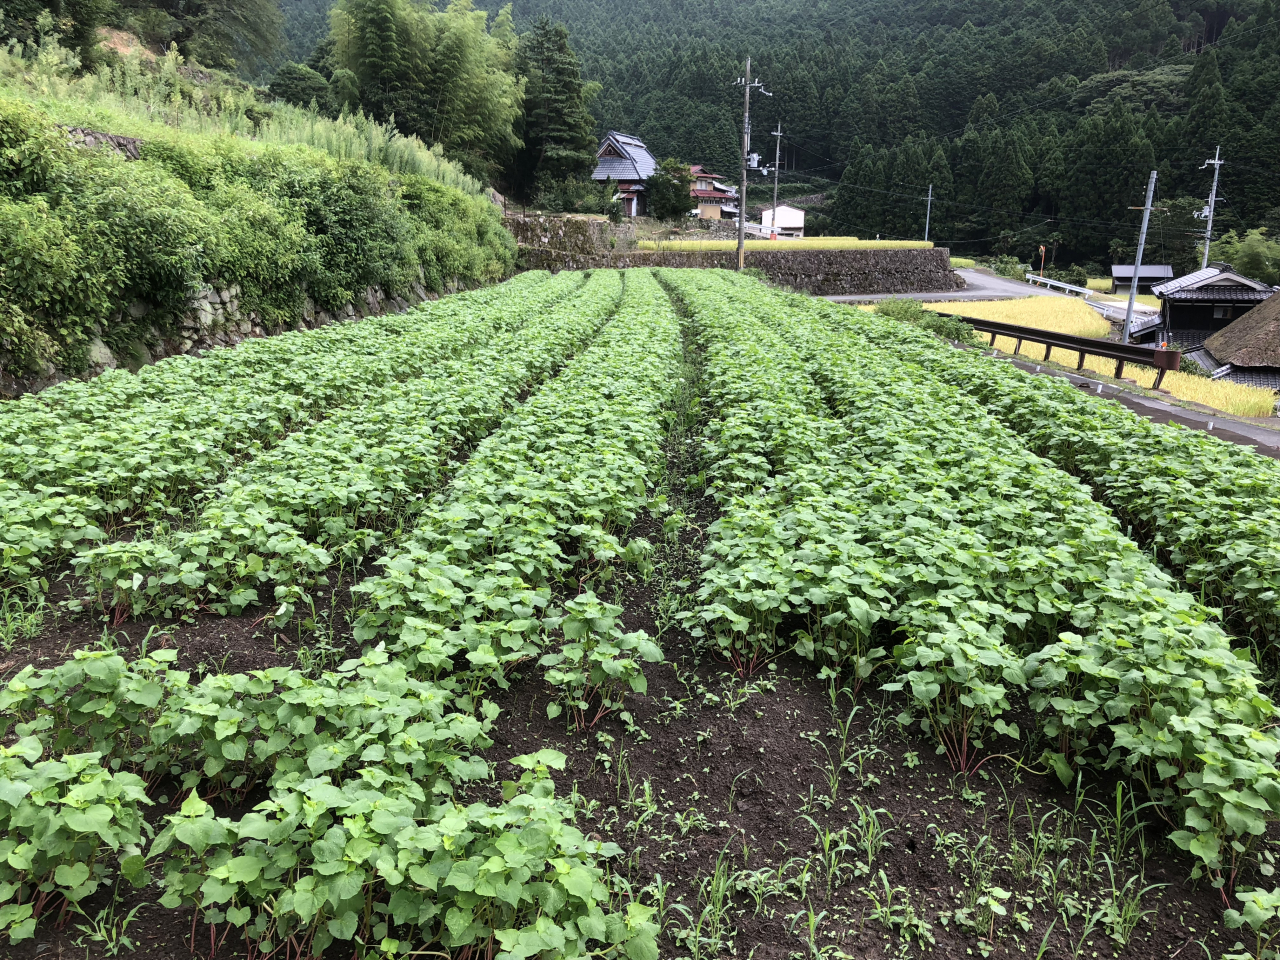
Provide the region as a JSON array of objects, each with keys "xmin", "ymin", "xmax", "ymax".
[
  {"xmin": 645, "ymin": 157, "xmax": 697, "ymax": 222},
  {"xmin": 465, "ymin": 0, "xmax": 1280, "ymax": 263},
  {"xmin": 504, "ymin": 16, "xmax": 598, "ymax": 200}
]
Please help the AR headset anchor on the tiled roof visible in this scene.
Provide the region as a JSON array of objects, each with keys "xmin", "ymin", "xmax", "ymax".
[
  {"xmin": 1222, "ymin": 367, "xmax": 1280, "ymax": 390},
  {"xmin": 594, "ymin": 157, "xmax": 643, "ymax": 181},
  {"xmin": 1152, "ymin": 265, "xmax": 1275, "ymax": 297},
  {"xmin": 592, "ymin": 131, "xmax": 658, "ymax": 183},
  {"xmin": 1152, "ymin": 267, "xmax": 1222, "ymax": 295},
  {"xmin": 1162, "ymin": 288, "xmax": 1275, "ymax": 302},
  {"xmin": 692, "ymin": 189, "xmax": 732, "ymax": 199}
]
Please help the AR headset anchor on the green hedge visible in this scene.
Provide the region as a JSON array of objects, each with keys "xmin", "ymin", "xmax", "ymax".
[{"xmin": 0, "ymin": 97, "xmax": 515, "ymax": 379}]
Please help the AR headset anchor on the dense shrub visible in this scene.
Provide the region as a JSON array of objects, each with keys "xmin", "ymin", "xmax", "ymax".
[
  {"xmin": 0, "ymin": 96, "xmax": 515, "ymax": 379},
  {"xmin": 989, "ymin": 255, "xmax": 1032, "ymax": 279}
]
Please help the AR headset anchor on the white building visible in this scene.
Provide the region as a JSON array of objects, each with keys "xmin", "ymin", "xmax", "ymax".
[{"xmin": 760, "ymin": 203, "xmax": 805, "ymax": 238}]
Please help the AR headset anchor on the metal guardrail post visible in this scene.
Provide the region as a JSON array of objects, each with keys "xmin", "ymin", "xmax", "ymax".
[{"xmin": 945, "ymin": 313, "xmax": 1180, "ymax": 387}]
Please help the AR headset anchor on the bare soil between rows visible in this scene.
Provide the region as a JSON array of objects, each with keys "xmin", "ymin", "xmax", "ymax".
[{"xmin": 3, "ymin": 495, "xmax": 1244, "ymax": 960}]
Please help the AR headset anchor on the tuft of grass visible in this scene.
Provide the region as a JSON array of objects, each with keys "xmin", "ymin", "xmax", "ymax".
[
  {"xmin": 637, "ymin": 237, "xmax": 933, "ymax": 251},
  {"xmin": 0, "ymin": 589, "xmax": 46, "ymax": 652},
  {"xmin": 950, "ymin": 257, "xmax": 977, "ymax": 269},
  {"xmin": 0, "ymin": 47, "xmax": 483, "ymax": 194},
  {"xmin": 933, "ymin": 298, "xmax": 1112, "ymax": 339}
]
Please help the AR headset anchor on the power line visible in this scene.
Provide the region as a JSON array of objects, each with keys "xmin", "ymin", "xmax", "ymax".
[{"xmin": 770, "ymin": 161, "xmax": 1145, "ymax": 233}]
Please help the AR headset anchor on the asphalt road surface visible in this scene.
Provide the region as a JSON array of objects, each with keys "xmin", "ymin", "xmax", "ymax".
[{"xmin": 827, "ymin": 268, "xmax": 1076, "ymax": 303}]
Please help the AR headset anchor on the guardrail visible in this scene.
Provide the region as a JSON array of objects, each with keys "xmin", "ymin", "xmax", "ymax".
[
  {"xmin": 1024, "ymin": 274, "xmax": 1096, "ymax": 298},
  {"xmin": 1024, "ymin": 273, "xmax": 1163, "ymax": 333},
  {"xmin": 951, "ymin": 314, "xmax": 1182, "ymax": 388}
]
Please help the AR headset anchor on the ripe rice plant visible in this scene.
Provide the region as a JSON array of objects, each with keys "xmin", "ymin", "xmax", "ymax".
[
  {"xmin": 931, "ymin": 298, "xmax": 1112, "ymax": 338},
  {"xmin": 980, "ymin": 334, "xmax": 1277, "ymax": 417}
]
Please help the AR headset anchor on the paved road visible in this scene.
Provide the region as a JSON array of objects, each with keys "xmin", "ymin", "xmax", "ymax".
[{"xmin": 826, "ymin": 268, "xmax": 1065, "ymax": 303}]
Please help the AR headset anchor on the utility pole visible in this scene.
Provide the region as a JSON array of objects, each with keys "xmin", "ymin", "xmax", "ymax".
[
  {"xmin": 1123, "ymin": 169, "xmax": 1159, "ymax": 345},
  {"xmin": 770, "ymin": 122, "xmax": 782, "ymax": 237},
  {"xmin": 732, "ymin": 59, "xmax": 769, "ymax": 270},
  {"xmin": 924, "ymin": 184, "xmax": 933, "ymax": 243},
  {"xmin": 1200, "ymin": 145, "xmax": 1223, "ymax": 270}
]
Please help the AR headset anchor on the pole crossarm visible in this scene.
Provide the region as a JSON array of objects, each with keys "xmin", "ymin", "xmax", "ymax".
[{"xmin": 733, "ymin": 58, "xmax": 770, "ymax": 271}]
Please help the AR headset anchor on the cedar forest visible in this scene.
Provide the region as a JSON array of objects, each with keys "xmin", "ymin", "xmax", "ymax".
[{"xmin": 3, "ymin": 0, "xmax": 1279, "ymax": 268}]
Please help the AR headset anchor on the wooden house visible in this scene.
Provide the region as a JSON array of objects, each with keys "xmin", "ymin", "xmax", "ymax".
[
  {"xmin": 591, "ymin": 132, "xmax": 658, "ymax": 217},
  {"xmin": 1110, "ymin": 264, "xmax": 1173, "ymax": 295},
  {"xmin": 688, "ymin": 165, "xmax": 736, "ymax": 219},
  {"xmin": 1150, "ymin": 263, "xmax": 1278, "ymax": 349}
]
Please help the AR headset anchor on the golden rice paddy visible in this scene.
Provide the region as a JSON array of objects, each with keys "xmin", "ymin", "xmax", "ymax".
[
  {"xmin": 922, "ymin": 299, "xmax": 1276, "ymax": 417},
  {"xmin": 979, "ymin": 334, "xmax": 1278, "ymax": 418},
  {"xmin": 932, "ymin": 297, "xmax": 1113, "ymax": 338}
]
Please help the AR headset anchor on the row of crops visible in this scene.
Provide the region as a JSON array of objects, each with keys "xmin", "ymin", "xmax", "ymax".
[
  {"xmin": 5, "ymin": 268, "xmax": 1280, "ymax": 953},
  {"xmin": 1, "ymin": 269, "xmax": 674, "ymax": 956},
  {"xmin": 677, "ymin": 273, "xmax": 1280, "ymax": 887}
]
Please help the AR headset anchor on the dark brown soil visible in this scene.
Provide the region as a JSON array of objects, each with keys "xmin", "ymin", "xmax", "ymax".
[{"xmin": 4, "ymin": 335, "xmax": 1247, "ymax": 960}]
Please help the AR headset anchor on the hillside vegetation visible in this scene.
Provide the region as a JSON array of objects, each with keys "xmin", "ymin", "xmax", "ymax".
[{"xmin": 0, "ymin": 43, "xmax": 513, "ymax": 385}]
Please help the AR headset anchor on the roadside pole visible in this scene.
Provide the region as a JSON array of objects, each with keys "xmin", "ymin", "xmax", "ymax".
[
  {"xmin": 1123, "ymin": 170, "xmax": 1158, "ymax": 345},
  {"xmin": 1200, "ymin": 146, "xmax": 1223, "ymax": 271}
]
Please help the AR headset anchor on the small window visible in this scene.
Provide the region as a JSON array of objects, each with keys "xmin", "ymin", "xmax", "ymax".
[{"xmin": 1214, "ymin": 306, "xmax": 1233, "ymax": 320}]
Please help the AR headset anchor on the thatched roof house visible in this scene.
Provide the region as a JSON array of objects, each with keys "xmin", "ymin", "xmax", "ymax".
[
  {"xmin": 1193, "ymin": 292, "xmax": 1280, "ymax": 389},
  {"xmin": 1206, "ymin": 292, "xmax": 1280, "ymax": 368}
]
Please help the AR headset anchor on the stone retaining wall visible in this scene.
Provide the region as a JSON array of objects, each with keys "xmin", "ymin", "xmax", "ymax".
[
  {"xmin": 502, "ymin": 215, "xmax": 635, "ymax": 256},
  {"xmin": 4, "ymin": 278, "xmax": 447, "ymax": 397},
  {"xmin": 518, "ymin": 246, "xmax": 963, "ymax": 297}
]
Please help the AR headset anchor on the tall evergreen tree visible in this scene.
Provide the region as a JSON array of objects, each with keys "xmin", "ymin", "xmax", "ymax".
[
  {"xmin": 1059, "ymin": 101, "xmax": 1156, "ymax": 260},
  {"xmin": 506, "ymin": 17, "xmax": 598, "ymax": 200}
]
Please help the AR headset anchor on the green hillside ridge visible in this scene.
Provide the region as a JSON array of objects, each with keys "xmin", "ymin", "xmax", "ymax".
[
  {"xmin": 0, "ymin": 43, "xmax": 514, "ymax": 385},
  {"xmin": 467, "ymin": 0, "xmax": 1280, "ymax": 264}
]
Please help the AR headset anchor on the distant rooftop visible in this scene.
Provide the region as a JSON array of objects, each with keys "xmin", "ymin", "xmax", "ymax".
[
  {"xmin": 592, "ymin": 131, "xmax": 658, "ymax": 183},
  {"xmin": 1152, "ymin": 264, "xmax": 1276, "ymax": 302},
  {"xmin": 1111, "ymin": 264, "xmax": 1173, "ymax": 280}
]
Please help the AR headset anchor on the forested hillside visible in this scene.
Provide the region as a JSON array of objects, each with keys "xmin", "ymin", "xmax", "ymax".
[
  {"xmin": 470, "ymin": 0, "xmax": 1280, "ymax": 265},
  {"xmin": 3, "ymin": 0, "xmax": 1279, "ymax": 266}
]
